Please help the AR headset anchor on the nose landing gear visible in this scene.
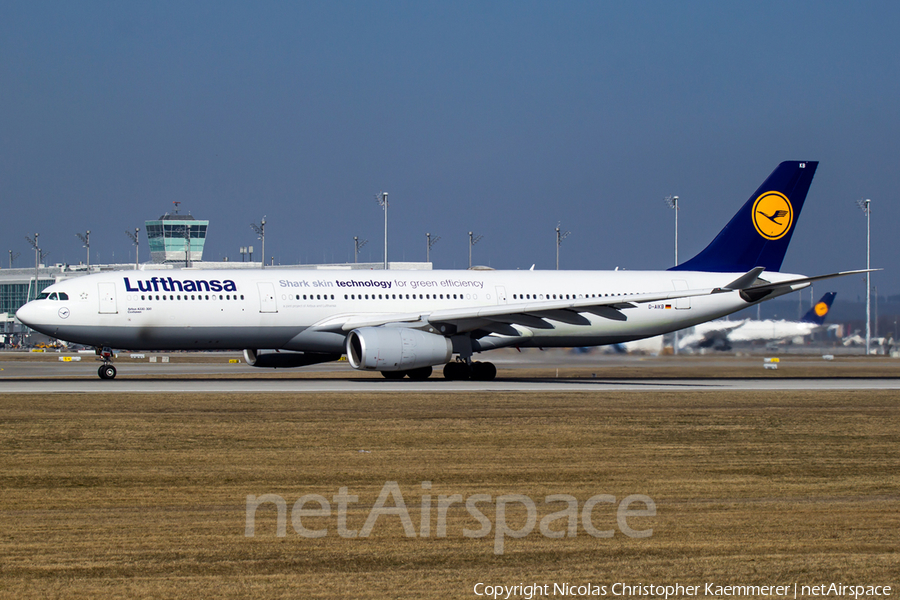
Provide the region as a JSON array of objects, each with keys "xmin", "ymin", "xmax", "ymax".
[{"xmin": 96, "ymin": 347, "xmax": 117, "ymax": 380}]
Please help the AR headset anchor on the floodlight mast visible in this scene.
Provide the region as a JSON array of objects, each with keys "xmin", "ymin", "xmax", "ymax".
[
  {"xmin": 664, "ymin": 196, "xmax": 679, "ymax": 265},
  {"xmin": 250, "ymin": 217, "xmax": 266, "ymax": 269},
  {"xmin": 377, "ymin": 192, "xmax": 388, "ymax": 270},
  {"xmin": 9, "ymin": 250, "xmax": 21, "ymax": 269},
  {"xmin": 665, "ymin": 195, "xmax": 680, "ymax": 354},
  {"xmin": 353, "ymin": 236, "xmax": 368, "ymax": 264},
  {"xmin": 468, "ymin": 231, "xmax": 483, "ymax": 269},
  {"xmin": 426, "ymin": 233, "xmax": 440, "ymax": 263},
  {"xmin": 125, "ymin": 228, "xmax": 140, "ymax": 269},
  {"xmin": 555, "ymin": 223, "xmax": 570, "ymax": 270},
  {"xmin": 25, "ymin": 233, "xmax": 39, "ymax": 301},
  {"xmin": 856, "ymin": 198, "xmax": 871, "ymax": 355},
  {"xmin": 76, "ymin": 230, "xmax": 90, "ymax": 268}
]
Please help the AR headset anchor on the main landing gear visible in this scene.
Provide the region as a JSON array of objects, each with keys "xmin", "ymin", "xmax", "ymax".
[
  {"xmin": 96, "ymin": 347, "xmax": 117, "ymax": 380},
  {"xmin": 443, "ymin": 359, "xmax": 496, "ymax": 381},
  {"xmin": 379, "ymin": 360, "xmax": 498, "ymax": 381}
]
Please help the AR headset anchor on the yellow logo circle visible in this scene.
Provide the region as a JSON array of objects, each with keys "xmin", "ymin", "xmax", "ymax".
[
  {"xmin": 814, "ymin": 302, "xmax": 829, "ymax": 317},
  {"xmin": 752, "ymin": 191, "xmax": 793, "ymax": 240}
]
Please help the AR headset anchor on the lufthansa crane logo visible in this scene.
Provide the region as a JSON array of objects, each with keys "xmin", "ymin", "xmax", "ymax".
[
  {"xmin": 814, "ymin": 302, "xmax": 829, "ymax": 317},
  {"xmin": 752, "ymin": 191, "xmax": 793, "ymax": 240}
]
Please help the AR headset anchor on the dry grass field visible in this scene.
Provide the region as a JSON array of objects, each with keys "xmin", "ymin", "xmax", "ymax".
[{"xmin": 1, "ymin": 390, "xmax": 898, "ymax": 599}]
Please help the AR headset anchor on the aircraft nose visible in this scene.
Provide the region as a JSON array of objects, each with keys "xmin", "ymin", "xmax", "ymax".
[{"xmin": 15, "ymin": 301, "xmax": 40, "ymax": 327}]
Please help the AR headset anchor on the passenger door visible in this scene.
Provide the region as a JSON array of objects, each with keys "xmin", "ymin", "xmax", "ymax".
[
  {"xmin": 98, "ymin": 282, "xmax": 118, "ymax": 314},
  {"xmin": 257, "ymin": 282, "xmax": 278, "ymax": 313}
]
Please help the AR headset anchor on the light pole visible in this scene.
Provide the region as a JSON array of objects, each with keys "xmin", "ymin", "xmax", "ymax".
[
  {"xmin": 856, "ymin": 198, "xmax": 871, "ymax": 355},
  {"xmin": 76, "ymin": 230, "xmax": 90, "ymax": 268},
  {"xmin": 664, "ymin": 196, "xmax": 679, "ymax": 266},
  {"xmin": 26, "ymin": 233, "xmax": 39, "ymax": 301},
  {"xmin": 468, "ymin": 231, "xmax": 483, "ymax": 269},
  {"xmin": 376, "ymin": 192, "xmax": 388, "ymax": 270},
  {"xmin": 8, "ymin": 251, "xmax": 20, "ymax": 268},
  {"xmin": 426, "ymin": 233, "xmax": 440, "ymax": 263},
  {"xmin": 251, "ymin": 217, "xmax": 266, "ymax": 269},
  {"xmin": 555, "ymin": 223, "xmax": 570, "ymax": 270},
  {"xmin": 354, "ymin": 236, "xmax": 368, "ymax": 264},
  {"xmin": 125, "ymin": 228, "xmax": 140, "ymax": 269},
  {"xmin": 665, "ymin": 195, "xmax": 680, "ymax": 354}
]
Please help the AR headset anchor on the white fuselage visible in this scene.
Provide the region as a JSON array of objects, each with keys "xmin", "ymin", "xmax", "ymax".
[{"xmin": 16, "ymin": 267, "xmax": 805, "ymax": 355}]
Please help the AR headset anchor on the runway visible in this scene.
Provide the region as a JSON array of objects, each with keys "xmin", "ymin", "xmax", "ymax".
[
  {"xmin": 2, "ymin": 373, "xmax": 899, "ymax": 393},
  {"xmin": 3, "ymin": 349, "xmax": 898, "ymax": 393}
]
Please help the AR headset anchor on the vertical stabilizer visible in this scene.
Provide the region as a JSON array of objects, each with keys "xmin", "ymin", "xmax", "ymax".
[
  {"xmin": 800, "ymin": 292, "xmax": 837, "ymax": 325},
  {"xmin": 671, "ymin": 161, "xmax": 818, "ymax": 273}
]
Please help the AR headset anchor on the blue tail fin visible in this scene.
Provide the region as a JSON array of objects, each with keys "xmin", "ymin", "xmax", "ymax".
[
  {"xmin": 800, "ymin": 292, "xmax": 836, "ymax": 325},
  {"xmin": 670, "ymin": 161, "xmax": 818, "ymax": 273}
]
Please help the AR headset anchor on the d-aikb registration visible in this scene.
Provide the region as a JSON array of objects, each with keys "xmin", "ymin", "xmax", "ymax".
[{"xmin": 17, "ymin": 162, "xmax": 868, "ymax": 380}]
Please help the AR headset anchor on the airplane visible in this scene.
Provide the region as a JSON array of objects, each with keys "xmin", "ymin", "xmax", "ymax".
[
  {"xmin": 677, "ymin": 292, "xmax": 837, "ymax": 351},
  {"xmin": 16, "ymin": 161, "xmax": 870, "ymax": 381}
]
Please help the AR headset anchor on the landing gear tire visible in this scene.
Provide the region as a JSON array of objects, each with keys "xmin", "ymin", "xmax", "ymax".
[
  {"xmin": 443, "ymin": 362, "xmax": 470, "ymax": 381},
  {"xmin": 98, "ymin": 364, "xmax": 117, "ymax": 380},
  {"xmin": 470, "ymin": 361, "xmax": 497, "ymax": 381},
  {"xmin": 406, "ymin": 366, "xmax": 433, "ymax": 380}
]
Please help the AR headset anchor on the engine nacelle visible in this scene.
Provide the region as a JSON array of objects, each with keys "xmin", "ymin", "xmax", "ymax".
[
  {"xmin": 243, "ymin": 349, "xmax": 341, "ymax": 368},
  {"xmin": 345, "ymin": 327, "xmax": 452, "ymax": 371}
]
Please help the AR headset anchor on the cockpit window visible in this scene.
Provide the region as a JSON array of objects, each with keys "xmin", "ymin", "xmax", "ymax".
[
  {"xmin": 38, "ymin": 292, "xmax": 51, "ymax": 300},
  {"xmin": 57, "ymin": 292, "xmax": 69, "ymax": 300}
]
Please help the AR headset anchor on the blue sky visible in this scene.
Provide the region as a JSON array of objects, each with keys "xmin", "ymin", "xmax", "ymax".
[{"xmin": 2, "ymin": 2, "xmax": 898, "ymax": 300}]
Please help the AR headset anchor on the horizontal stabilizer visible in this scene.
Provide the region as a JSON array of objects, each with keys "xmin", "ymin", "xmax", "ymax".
[
  {"xmin": 721, "ymin": 267, "xmax": 767, "ymax": 291},
  {"xmin": 739, "ymin": 269, "xmax": 876, "ymax": 303}
]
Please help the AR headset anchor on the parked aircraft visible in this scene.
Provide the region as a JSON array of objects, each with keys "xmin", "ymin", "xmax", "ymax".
[
  {"xmin": 16, "ymin": 161, "xmax": 868, "ymax": 380},
  {"xmin": 677, "ymin": 292, "xmax": 837, "ymax": 350}
]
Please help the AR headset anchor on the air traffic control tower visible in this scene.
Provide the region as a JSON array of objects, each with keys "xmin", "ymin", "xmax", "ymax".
[{"xmin": 145, "ymin": 207, "xmax": 208, "ymax": 264}]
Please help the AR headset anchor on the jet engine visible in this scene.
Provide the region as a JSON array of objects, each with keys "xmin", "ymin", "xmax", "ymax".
[
  {"xmin": 345, "ymin": 327, "xmax": 452, "ymax": 371},
  {"xmin": 243, "ymin": 349, "xmax": 342, "ymax": 368}
]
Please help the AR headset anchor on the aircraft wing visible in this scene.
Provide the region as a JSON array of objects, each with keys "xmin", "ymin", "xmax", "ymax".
[
  {"xmin": 310, "ymin": 286, "xmax": 720, "ymax": 334},
  {"xmin": 310, "ymin": 267, "xmax": 874, "ymax": 334}
]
